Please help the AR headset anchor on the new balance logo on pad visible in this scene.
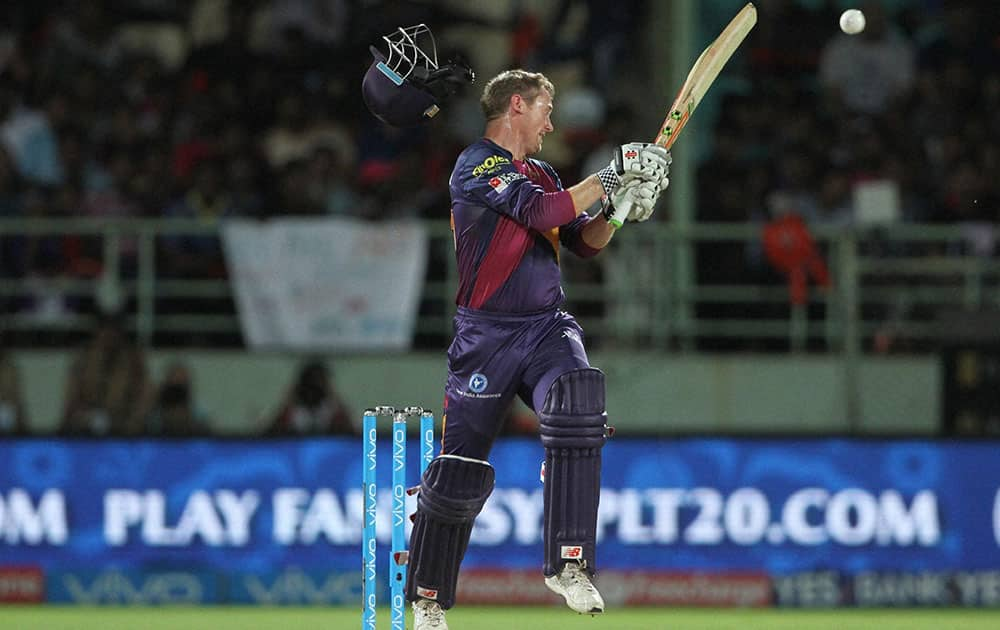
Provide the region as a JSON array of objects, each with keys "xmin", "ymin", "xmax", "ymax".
[
  {"xmin": 417, "ymin": 586, "xmax": 439, "ymax": 600},
  {"xmin": 561, "ymin": 546, "xmax": 583, "ymax": 560}
]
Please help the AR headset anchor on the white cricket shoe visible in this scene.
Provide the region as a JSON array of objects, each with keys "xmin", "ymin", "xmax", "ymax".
[
  {"xmin": 544, "ymin": 560, "xmax": 606, "ymax": 614},
  {"xmin": 413, "ymin": 598, "xmax": 448, "ymax": 630}
]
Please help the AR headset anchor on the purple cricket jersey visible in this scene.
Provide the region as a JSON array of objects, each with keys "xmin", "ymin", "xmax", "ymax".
[
  {"xmin": 449, "ymin": 138, "xmax": 600, "ymax": 312},
  {"xmin": 441, "ymin": 139, "xmax": 601, "ymax": 459}
]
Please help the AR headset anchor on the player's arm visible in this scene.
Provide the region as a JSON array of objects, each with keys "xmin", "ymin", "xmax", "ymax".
[
  {"xmin": 579, "ymin": 210, "xmax": 615, "ymax": 250},
  {"xmin": 565, "ymin": 175, "xmax": 609, "ymax": 219},
  {"xmin": 561, "ymin": 164, "xmax": 671, "ymax": 253},
  {"xmin": 559, "ymin": 174, "xmax": 629, "ymax": 251},
  {"xmin": 466, "ymin": 143, "xmax": 667, "ymax": 231},
  {"xmin": 563, "ymin": 175, "xmax": 654, "ymax": 249},
  {"xmin": 464, "ymin": 160, "xmax": 575, "ymax": 231},
  {"xmin": 568, "ymin": 176, "xmax": 668, "ymax": 251},
  {"xmin": 540, "ymin": 141, "xmax": 670, "ymax": 232}
]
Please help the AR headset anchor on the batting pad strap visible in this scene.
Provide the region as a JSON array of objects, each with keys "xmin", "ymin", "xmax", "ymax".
[{"xmin": 539, "ymin": 423, "xmax": 607, "ymax": 450}]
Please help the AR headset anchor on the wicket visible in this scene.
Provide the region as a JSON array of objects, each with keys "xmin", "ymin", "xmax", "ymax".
[{"xmin": 363, "ymin": 405, "xmax": 435, "ymax": 630}]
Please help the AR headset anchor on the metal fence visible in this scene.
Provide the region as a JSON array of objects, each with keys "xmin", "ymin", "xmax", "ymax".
[{"xmin": 2, "ymin": 218, "xmax": 998, "ymax": 353}]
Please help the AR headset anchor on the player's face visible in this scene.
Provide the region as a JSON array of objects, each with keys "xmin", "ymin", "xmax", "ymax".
[{"xmin": 524, "ymin": 92, "xmax": 554, "ymax": 155}]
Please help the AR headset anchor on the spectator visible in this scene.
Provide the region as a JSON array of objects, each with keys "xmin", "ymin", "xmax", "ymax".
[
  {"xmin": 0, "ymin": 74, "xmax": 63, "ymax": 186},
  {"xmin": 0, "ymin": 348, "xmax": 28, "ymax": 435},
  {"xmin": 46, "ymin": 3, "xmax": 124, "ymax": 73},
  {"xmin": 533, "ymin": 0, "xmax": 648, "ymax": 91},
  {"xmin": 226, "ymin": 152, "xmax": 267, "ymax": 219},
  {"xmin": 267, "ymin": 358, "xmax": 353, "ymax": 436},
  {"xmin": 918, "ymin": 1, "xmax": 996, "ymax": 74},
  {"xmin": 0, "ymin": 0, "xmax": 990, "ymax": 356},
  {"xmin": 146, "ymin": 361, "xmax": 211, "ymax": 436},
  {"xmin": 57, "ymin": 126, "xmax": 111, "ymax": 195},
  {"xmin": 263, "ymin": 92, "xmax": 354, "ymax": 171},
  {"xmin": 89, "ymin": 149, "xmax": 135, "ymax": 210},
  {"xmin": 161, "ymin": 158, "xmax": 234, "ymax": 278},
  {"xmin": 14, "ymin": 188, "xmax": 81, "ymax": 324},
  {"xmin": 306, "ymin": 146, "xmax": 362, "ymax": 217},
  {"xmin": 267, "ymin": 0, "xmax": 350, "ymax": 49},
  {"xmin": 815, "ymin": 169, "xmax": 854, "ymax": 229},
  {"xmin": 0, "ymin": 144, "xmax": 21, "ymax": 215},
  {"xmin": 61, "ymin": 310, "xmax": 153, "ymax": 436},
  {"xmin": 274, "ymin": 157, "xmax": 324, "ymax": 216},
  {"xmin": 0, "ymin": 146, "xmax": 25, "ymax": 292}
]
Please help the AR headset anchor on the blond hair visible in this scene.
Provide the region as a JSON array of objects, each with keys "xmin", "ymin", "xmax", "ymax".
[{"xmin": 480, "ymin": 69, "xmax": 555, "ymax": 121}]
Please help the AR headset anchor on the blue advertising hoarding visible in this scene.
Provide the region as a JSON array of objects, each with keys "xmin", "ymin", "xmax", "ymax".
[{"xmin": 1, "ymin": 437, "xmax": 998, "ymax": 603}]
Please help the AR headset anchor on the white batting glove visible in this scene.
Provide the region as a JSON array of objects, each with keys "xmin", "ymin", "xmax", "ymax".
[
  {"xmin": 595, "ymin": 143, "xmax": 671, "ymax": 196},
  {"xmin": 622, "ymin": 147, "xmax": 671, "ymax": 188},
  {"xmin": 604, "ymin": 177, "xmax": 662, "ymax": 226},
  {"xmin": 628, "ymin": 172, "xmax": 669, "ymax": 222}
]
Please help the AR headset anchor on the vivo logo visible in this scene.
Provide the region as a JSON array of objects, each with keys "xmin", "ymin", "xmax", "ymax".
[
  {"xmin": 242, "ymin": 569, "xmax": 361, "ymax": 605},
  {"xmin": 366, "ymin": 428, "xmax": 377, "ymax": 471},
  {"xmin": 61, "ymin": 571, "xmax": 205, "ymax": 604},
  {"xmin": 423, "ymin": 429, "xmax": 434, "ymax": 465},
  {"xmin": 393, "ymin": 427, "xmax": 405, "ymax": 471}
]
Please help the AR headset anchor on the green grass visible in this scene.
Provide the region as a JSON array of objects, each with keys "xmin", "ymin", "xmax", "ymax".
[{"xmin": 3, "ymin": 606, "xmax": 1000, "ymax": 630}]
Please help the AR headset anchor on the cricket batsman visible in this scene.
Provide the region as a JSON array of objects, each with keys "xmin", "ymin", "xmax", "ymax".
[{"xmin": 363, "ymin": 25, "xmax": 670, "ymax": 630}]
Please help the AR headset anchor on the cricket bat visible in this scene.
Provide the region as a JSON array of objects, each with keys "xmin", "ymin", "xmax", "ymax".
[
  {"xmin": 655, "ymin": 2, "xmax": 757, "ymax": 149},
  {"xmin": 610, "ymin": 3, "xmax": 757, "ymax": 227}
]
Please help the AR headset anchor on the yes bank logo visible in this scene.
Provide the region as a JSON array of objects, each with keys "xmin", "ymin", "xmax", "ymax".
[{"xmin": 469, "ymin": 373, "xmax": 489, "ymax": 393}]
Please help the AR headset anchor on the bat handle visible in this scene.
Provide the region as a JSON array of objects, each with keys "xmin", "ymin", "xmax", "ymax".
[{"xmin": 605, "ymin": 197, "xmax": 630, "ymax": 229}]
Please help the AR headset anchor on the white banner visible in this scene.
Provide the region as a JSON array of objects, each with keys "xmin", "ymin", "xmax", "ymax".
[{"xmin": 221, "ymin": 218, "xmax": 428, "ymax": 351}]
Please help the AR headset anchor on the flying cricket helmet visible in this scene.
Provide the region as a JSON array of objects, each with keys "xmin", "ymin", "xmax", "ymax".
[{"xmin": 362, "ymin": 23, "xmax": 474, "ymax": 127}]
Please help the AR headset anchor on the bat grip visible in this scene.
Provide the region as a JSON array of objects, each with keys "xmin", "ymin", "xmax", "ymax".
[{"xmin": 605, "ymin": 197, "xmax": 630, "ymax": 229}]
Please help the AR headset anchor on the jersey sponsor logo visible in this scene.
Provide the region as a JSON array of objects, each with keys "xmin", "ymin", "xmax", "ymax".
[
  {"xmin": 416, "ymin": 586, "xmax": 439, "ymax": 600},
  {"xmin": 487, "ymin": 171, "xmax": 525, "ymax": 193},
  {"xmin": 472, "ymin": 154, "xmax": 511, "ymax": 177},
  {"xmin": 469, "ymin": 373, "xmax": 488, "ymax": 393},
  {"xmin": 561, "ymin": 545, "xmax": 584, "ymax": 560}
]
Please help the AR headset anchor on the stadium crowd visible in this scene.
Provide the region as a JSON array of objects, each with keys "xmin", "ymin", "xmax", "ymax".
[
  {"xmin": 0, "ymin": 1, "xmax": 997, "ymax": 433},
  {"xmin": 704, "ymin": 0, "xmax": 999, "ymax": 229},
  {"xmin": 695, "ymin": 0, "xmax": 1000, "ymax": 348}
]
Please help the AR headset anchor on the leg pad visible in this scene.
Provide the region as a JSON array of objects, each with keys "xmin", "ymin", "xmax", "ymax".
[
  {"xmin": 539, "ymin": 369, "xmax": 608, "ymax": 577},
  {"xmin": 539, "ymin": 368, "xmax": 608, "ymax": 449},
  {"xmin": 406, "ymin": 455, "xmax": 494, "ymax": 609}
]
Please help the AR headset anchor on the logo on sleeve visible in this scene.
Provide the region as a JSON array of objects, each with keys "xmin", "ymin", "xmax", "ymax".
[
  {"xmin": 487, "ymin": 171, "xmax": 526, "ymax": 193},
  {"xmin": 472, "ymin": 154, "xmax": 511, "ymax": 177}
]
